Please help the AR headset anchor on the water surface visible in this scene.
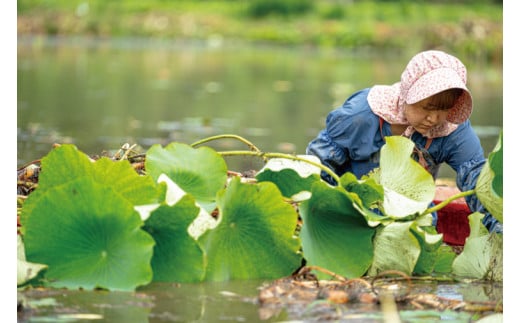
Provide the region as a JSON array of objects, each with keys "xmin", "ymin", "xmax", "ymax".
[{"xmin": 17, "ymin": 35, "xmax": 503, "ymax": 178}]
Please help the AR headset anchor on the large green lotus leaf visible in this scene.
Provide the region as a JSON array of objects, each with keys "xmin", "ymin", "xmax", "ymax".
[
  {"xmin": 370, "ymin": 136, "xmax": 435, "ymax": 218},
  {"xmin": 256, "ymin": 155, "xmax": 321, "ymax": 200},
  {"xmin": 299, "ymin": 181, "xmax": 376, "ymax": 279},
  {"xmin": 145, "ymin": 143, "xmax": 227, "ymax": 206},
  {"xmin": 143, "ymin": 195, "xmax": 205, "ymax": 282},
  {"xmin": 20, "ymin": 144, "xmax": 164, "ymax": 232},
  {"xmin": 37, "ymin": 144, "xmax": 94, "ymax": 186},
  {"xmin": 90, "ymin": 157, "xmax": 164, "ymax": 206},
  {"xmin": 23, "ymin": 179, "xmax": 155, "ymax": 291},
  {"xmin": 367, "ymin": 221, "xmax": 421, "ymax": 276},
  {"xmin": 409, "ymin": 222, "xmax": 443, "ymax": 275},
  {"xmin": 199, "ymin": 177, "xmax": 302, "ymax": 281},
  {"xmin": 476, "ymin": 132, "xmax": 503, "ymax": 223},
  {"xmin": 452, "ymin": 212, "xmax": 503, "ymax": 281},
  {"xmin": 33, "ymin": 144, "xmax": 161, "ymax": 204},
  {"xmin": 19, "ymin": 144, "xmax": 93, "ymax": 229}
]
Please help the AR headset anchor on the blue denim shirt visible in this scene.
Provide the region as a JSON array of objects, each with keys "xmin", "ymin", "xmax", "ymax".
[{"xmin": 306, "ymin": 88, "xmax": 502, "ymax": 233}]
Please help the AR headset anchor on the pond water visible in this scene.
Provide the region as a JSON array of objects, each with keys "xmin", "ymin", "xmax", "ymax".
[
  {"xmin": 17, "ymin": 35, "xmax": 503, "ymax": 178},
  {"xmin": 17, "ymin": 36, "xmax": 504, "ymax": 322},
  {"xmin": 18, "ymin": 278, "xmax": 502, "ymax": 322}
]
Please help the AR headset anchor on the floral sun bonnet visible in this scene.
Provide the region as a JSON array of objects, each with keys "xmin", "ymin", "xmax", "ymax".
[{"xmin": 367, "ymin": 50, "xmax": 473, "ymax": 138}]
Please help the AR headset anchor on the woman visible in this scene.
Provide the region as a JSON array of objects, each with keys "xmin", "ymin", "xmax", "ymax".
[{"xmin": 306, "ymin": 50, "xmax": 502, "ymax": 233}]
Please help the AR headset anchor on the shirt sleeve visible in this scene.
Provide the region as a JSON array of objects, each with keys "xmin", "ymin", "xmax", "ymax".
[{"xmin": 306, "ymin": 88, "xmax": 381, "ymax": 184}]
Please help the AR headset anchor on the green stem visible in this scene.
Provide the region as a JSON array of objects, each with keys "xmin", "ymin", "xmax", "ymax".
[
  {"xmin": 219, "ymin": 150, "xmax": 341, "ymax": 185},
  {"xmin": 191, "ymin": 134, "xmax": 261, "ymax": 152},
  {"xmin": 421, "ymin": 189, "xmax": 476, "ymax": 216}
]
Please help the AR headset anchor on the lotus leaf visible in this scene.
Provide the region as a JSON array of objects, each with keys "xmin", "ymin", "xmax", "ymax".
[
  {"xmin": 23, "ymin": 179, "xmax": 155, "ymax": 291},
  {"xmin": 368, "ymin": 221, "xmax": 421, "ymax": 276},
  {"xmin": 299, "ymin": 181, "xmax": 375, "ymax": 279},
  {"xmin": 370, "ymin": 136, "xmax": 435, "ymax": 218},
  {"xmin": 156, "ymin": 173, "xmax": 217, "ymax": 239},
  {"xmin": 20, "ymin": 144, "xmax": 163, "ymax": 233},
  {"xmin": 409, "ymin": 222, "xmax": 444, "ymax": 274},
  {"xmin": 340, "ymin": 172, "xmax": 384, "ymax": 210},
  {"xmin": 476, "ymin": 131, "xmax": 503, "ymax": 223},
  {"xmin": 256, "ymin": 155, "xmax": 321, "ymax": 200},
  {"xmin": 143, "ymin": 195, "xmax": 205, "ymax": 282},
  {"xmin": 200, "ymin": 177, "xmax": 302, "ymax": 281},
  {"xmin": 145, "ymin": 142, "xmax": 227, "ymax": 209},
  {"xmin": 452, "ymin": 212, "xmax": 503, "ymax": 281}
]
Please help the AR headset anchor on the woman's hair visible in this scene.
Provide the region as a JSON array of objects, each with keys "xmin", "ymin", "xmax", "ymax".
[{"xmin": 429, "ymin": 88, "xmax": 463, "ymax": 110}]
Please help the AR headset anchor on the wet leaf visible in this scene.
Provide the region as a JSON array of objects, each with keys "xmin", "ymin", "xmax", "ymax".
[
  {"xmin": 299, "ymin": 181, "xmax": 375, "ymax": 279},
  {"xmin": 200, "ymin": 177, "xmax": 302, "ymax": 281}
]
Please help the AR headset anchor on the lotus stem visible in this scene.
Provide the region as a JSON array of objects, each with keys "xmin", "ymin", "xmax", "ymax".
[
  {"xmin": 191, "ymin": 134, "xmax": 261, "ymax": 152},
  {"xmin": 218, "ymin": 150, "xmax": 342, "ymax": 185},
  {"xmin": 421, "ymin": 189, "xmax": 476, "ymax": 216}
]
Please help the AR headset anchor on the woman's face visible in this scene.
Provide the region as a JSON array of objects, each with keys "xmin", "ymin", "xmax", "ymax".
[{"xmin": 404, "ymin": 97, "xmax": 451, "ymax": 135}]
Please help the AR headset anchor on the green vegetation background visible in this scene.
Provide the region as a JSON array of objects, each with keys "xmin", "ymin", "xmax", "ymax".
[{"xmin": 18, "ymin": 0, "xmax": 502, "ymax": 65}]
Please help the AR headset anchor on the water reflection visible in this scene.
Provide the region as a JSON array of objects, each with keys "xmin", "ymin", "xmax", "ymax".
[{"xmin": 17, "ymin": 35, "xmax": 503, "ymax": 179}]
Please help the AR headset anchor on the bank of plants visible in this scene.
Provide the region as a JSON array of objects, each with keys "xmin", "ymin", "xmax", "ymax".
[
  {"xmin": 17, "ymin": 0, "xmax": 502, "ymax": 64},
  {"xmin": 17, "ymin": 133, "xmax": 503, "ymax": 292}
]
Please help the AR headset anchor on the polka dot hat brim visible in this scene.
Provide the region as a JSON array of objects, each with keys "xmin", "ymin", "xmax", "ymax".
[{"xmin": 404, "ymin": 66, "xmax": 473, "ymax": 124}]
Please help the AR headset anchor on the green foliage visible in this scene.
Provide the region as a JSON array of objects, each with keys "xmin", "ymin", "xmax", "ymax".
[
  {"xmin": 200, "ymin": 177, "xmax": 302, "ymax": 281},
  {"xmin": 23, "ymin": 179, "xmax": 156, "ymax": 291},
  {"xmin": 142, "ymin": 195, "xmax": 206, "ymax": 283},
  {"xmin": 20, "ymin": 144, "xmax": 163, "ymax": 291},
  {"xmin": 245, "ymin": 0, "xmax": 314, "ymax": 19},
  {"xmin": 476, "ymin": 131, "xmax": 503, "ymax": 223},
  {"xmin": 299, "ymin": 181, "xmax": 376, "ymax": 279},
  {"xmin": 452, "ymin": 213, "xmax": 503, "ymax": 281},
  {"xmin": 368, "ymin": 136, "xmax": 436, "ymax": 218},
  {"xmin": 18, "ymin": 134, "xmax": 503, "ymax": 291},
  {"xmin": 256, "ymin": 155, "xmax": 322, "ymax": 200},
  {"xmin": 410, "ymin": 223, "xmax": 444, "ymax": 275},
  {"xmin": 145, "ymin": 142, "xmax": 228, "ymax": 209},
  {"xmin": 17, "ymin": 0, "xmax": 502, "ymax": 65}
]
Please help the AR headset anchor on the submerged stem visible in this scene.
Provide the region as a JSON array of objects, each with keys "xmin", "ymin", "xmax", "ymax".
[{"xmin": 421, "ymin": 189, "xmax": 476, "ymax": 216}]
